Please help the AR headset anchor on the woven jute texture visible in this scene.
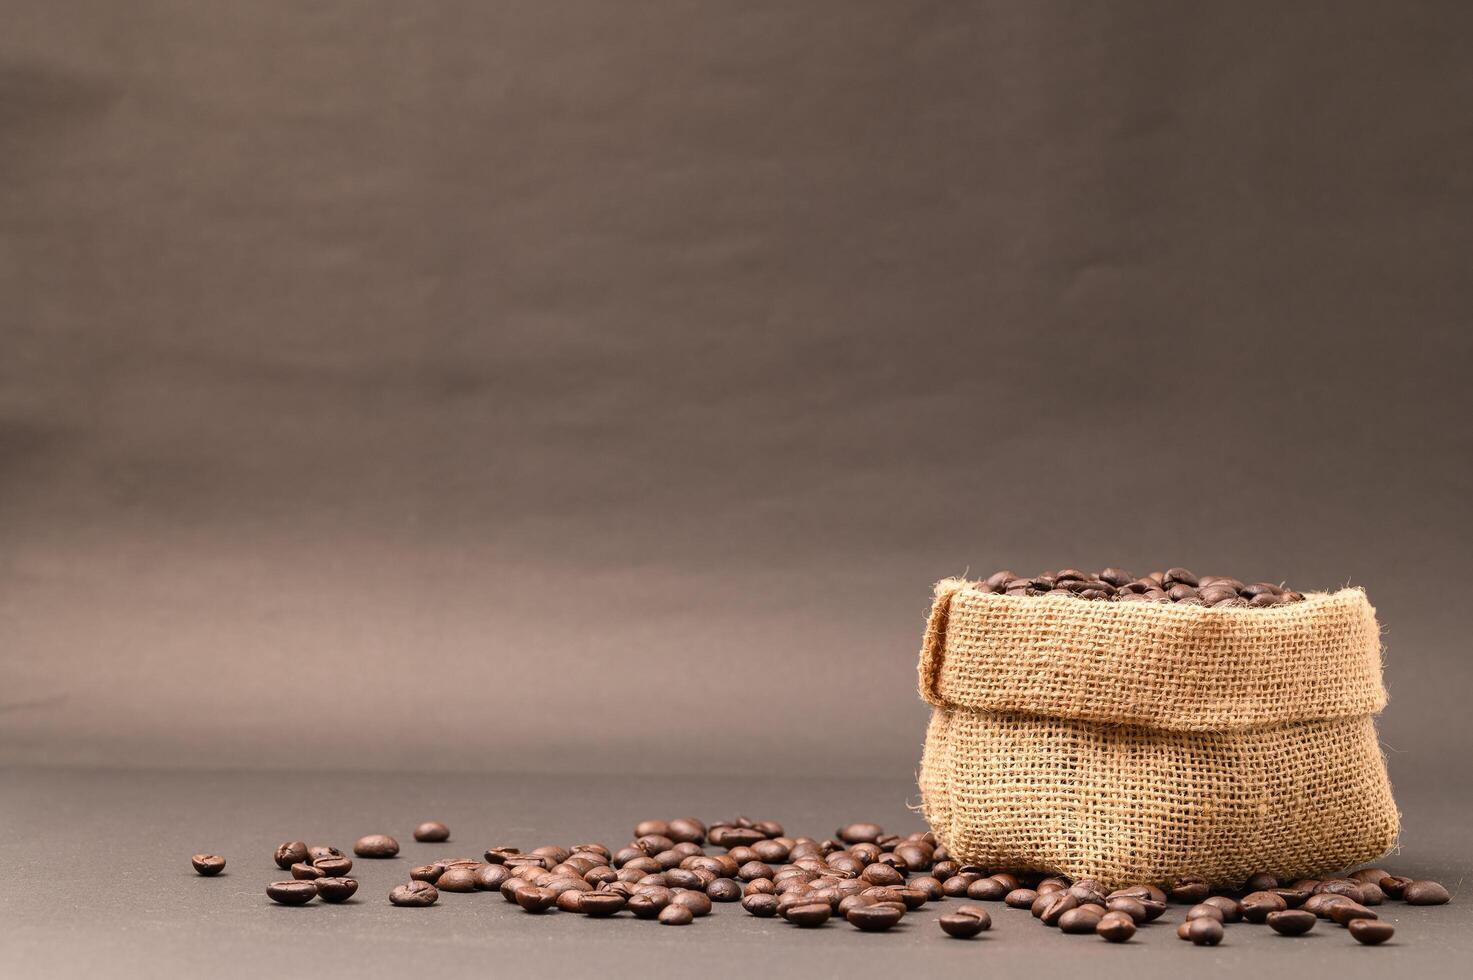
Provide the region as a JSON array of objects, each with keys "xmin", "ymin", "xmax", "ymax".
[{"xmin": 917, "ymin": 579, "xmax": 1399, "ymax": 887}]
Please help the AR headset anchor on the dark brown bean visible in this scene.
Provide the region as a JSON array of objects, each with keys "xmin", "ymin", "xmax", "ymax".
[
  {"xmin": 1059, "ymin": 906, "xmax": 1106, "ymax": 934},
  {"xmin": 659, "ymin": 904, "xmax": 694, "ymax": 925},
  {"xmin": 312, "ymin": 856, "xmax": 352, "ymax": 877},
  {"xmin": 1096, "ymin": 910, "xmax": 1137, "ymax": 942},
  {"xmin": 1005, "ymin": 888, "xmax": 1039, "ymax": 909},
  {"xmin": 1178, "ymin": 918, "xmax": 1224, "ymax": 945},
  {"xmin": 290, "ymin": 863, "xmax": 325, "ymax": 880},
  {"xmin": 413, "ymin": 822, "xmax": 450, "ymax": 843},
  {"xmin": 191, "ymin": 854, "xmax": 225, "ymax": 876},
  {"xmin": 837, "ymin": 823, "xmax": 884, "ymax": 845},
  {"xmin": 1349, "ymin": 919, "xmax": 1395, "ymax": 945},
  {"xmin": 707, "ymin": 878, "xmax": 742, "ymax": 902},
  {"xmin": 436, "ymin": 867, "xmax": 478, "ymax": 893},
  {"xmin": 1169, "ymin": 876, "xmax": 1210, "ymax": 903},
  {"xmin": 1039, "ymin": 892, "xmax": 1079, "ymax": 926},
  {"xmin": 1403, "ymin": 880, "xmax": 1451, "ymax": 905},
  {"xmin": 1267, "ymin": 909, "xmax": 1317, "ymax": 935},
  {"xmin": 1328, "ymin": 901, "xmax": 1377, "ymax": 925},
  {"xmin": 966, "ymin": 876, "xmax": 1009, "ymax": 901},
  {"xmin": 1186, "ymin": 903, "xmax": 1225, "ymax": 922},
  {"xmin": 1203, "ymin": 895, "xmax": 1243, "ymax": 922},
  {"xmin": 579, "ymin": 892, "xmax": 626, "ymax": 916},
  {"xmin": 266, "ymin": 880, "xmax": 317, "ymax": 905},
  {"xmin": 671, "ymin": 890, "xmax": 712, "ymax": 917},
  {"xmin": 1241, "ymin": 890, "xmax": 1288, "ymax": 923},
  {"xmin": 315, "ymin": 877, "xmax": 358, "ymax": 903},
  {"xmin": 1377, "ymin": 875, "xmax": 1412, "ymax": 899},
  {"xmin": 846, "ymin": 903, "xmax": 904, "ymax": 931},
  {"xmin": 938, "ymin": 908, "xmax": 989, "ymax": 938},
  {"xmin": 353, "ymin": 834, "xmax": 399, "ymax": 859},
  {"xmin": 515, "ymin": 886, "xmax": 557, "ymax": 913},
  {"xmin": 787, "ymin": 902, "xmax": 832, "ymax": 927},
  {"xmin": 274, "ymin": 842, "xmax": 309, "ymax": 869}
]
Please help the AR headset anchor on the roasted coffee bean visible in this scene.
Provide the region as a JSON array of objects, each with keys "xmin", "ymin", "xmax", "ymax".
[
  {"xmin": 411, "ymin": 864, "xmax": 443, "ymax": 883},
  {"xmin": 353, "ymin": 831, "xmax": 400, "ymax": 854},
  {"xmin": 1245, "ymin": 873, "xmax": 1279, "ymax": 892},
  {"xmin": 1273, "ymin": 886, "xmax": 1313, "ymax": 907},
  {"xmin": 1359, "ymin": 883, "xmax": 1385, "ymax": 906},
  {"xmin": 629, "ymin": 892, "xmax": 671, "ymax": 918},
  {"xmin": 846, "ymin": 902, "xmax": 904, "ymax": 931},
  {"xmin": 1403, "ymin": 880, "xmax": 1451, "ymax": 905},
  {"xmin": 634, "ymin": 819, "xmax": 670, "ymax": 838},
  {"xmin": 1169, "ymin": 876, "xmax": 1211, "ymax": 903},
  {"xmin": 436, "ymin": 867, "xmax": 479, "ymax": 893},
  {"xmin": 1096, "ymin": 910, "xmax": 1137, "ymax": 942},
  {"xmin": 1178, "ymin": 918, "xmax": 1224, "ymax": 945},
  {"xmin": 861, "ymin": 864, "xmax": 904, "ymax": 887},
  {"xmin": 1039, "ymin": 892, "xmax": 1079, "ymax": 926},
  {"xmin": 413, "ymin": 821, "xmax": 450, "ymax": 843},
  {"xmin": 742, "ymin": 893, "xmax": 779, "ymax": 917},
  {"xmin": 967, "ymin": 876, "xmax": 1009, "ymax": 901},
  {"xmin": 191, "ymin": 854, "xmax": 225, "ymax": 876},
  {"xmin": 1241, "ymin": 890, "xmax": 1288, "ymax": 922},
  {"xmin": 744, "ymin": 878, "xmax": 776, "ymax": 897},
  {"xmin": 978, "ymin": 568, "xmax": 1304, "ymax": 604},
  {"xmin": 274, "ymin": 842, "xmax": 309, "ymax": 869},
  {"xmin": 1006, "ymin": 888, "xmax": 1039, "ymax": 909},
  {"xmin": 711, "ymin": 827, "xmax": 766, "ymax": 849},
  {"xmin": 1304, "ymin": 893, "xmax": 1351, "ymax": 917},
  {"xmin": 931, "ymin": 860, "xmax": 959, "ymax": 882},
  {"xmin": 659, "ymin": 904, "xmax": 694, "ymax": 925},
  {"xmin": 1068, "ymin": 882, "xmax": 1107, "ymax": 906},
  {"xmin": 1037, "ymin": 877, "xmax": 1069, "ymax": 894},
  {"xmin": 737, "ymin": 861, "xmax": 774, "ymax": 882},
  {"xmin": 308, "ymin": 846, "xmax": 344, "ymax": 862},
  {"xmin": 556, "ymin": 890, "xmax": 585, "ymax": 913},
  {"xmin": 1378, "ymin": 875, "xmax": 1412, "ymax": 899},
  {"xmin": 313, "ymin": 856, "xmax": 352, "ymax": 877},
  {"xmin": 515, "ymin": 886, "xmax": 557, "ymax": 913},
  {"xmin": 1314, "ymin": 878, "xmax": 1362, "ymax": 899},
  {"xmin": 707, "ymin": 878, "xmax": 742, "ymax": 902},
  {"xmin": 1186, "ymin": 903, "xmax": 1225, "ymax": 922},
  {"xmin": 938, "ymin": 908, "xmax": 990, "ymax": 938},
  {"xmin": 1351, "ymin": 866, "xmax": 1392, "ymax": 886},
  {"xmin": 1104, "ymin": 896, "xmax": 1148, "ymax": 923},
  {"xmin": 895, "ymin": 887, "xmax": 928, "ymax": 910},
  {"xmin": 1267, "ymin": 909, "xmax": 1317, "ymax": 935},
  {"xmin": 1349, "ymin": 919, "xmax": 1395, "ymax": 945},
  {"xmin": 291, "ymin": 863, "xmax": 325, "ymax": 880},
  {"xmin": 1203, "ymin": 895, "xmax": 1243, "ymax": 922},
  {"xmin": 500, "ymin": 878, "xmax": 531, "ymax": 903},
  {"xmin": 579, "ymin": 893, "xmax": 626, "ymax": 916},
  {"xmin": 837, "ymin": 823, "xmax": 884, "ymax": 845},
  {"xmin": 666, "ymin": 818, "xmax": 705, "ymax": 844},
  {"xmin": 671, "ymin": 890, "xmax": 712, "ymax": 917},
  {"xmin": 787, "ymin": 902, "xmax": 832, "ymax": 927},
  {"xmin": 1328, "ymin": 901, "xmax": 1377, "ymax": 925},
  {"xmin": 316, "ymin": 877, "xmax": 358, "ymax": 903},
  {"xmin": 1058, "ymin": 906, "xmax": 1106, "ymax": 934},
  {"xmin": 266, "ymin": 880, "xmax": 317, "ymax": 905}
]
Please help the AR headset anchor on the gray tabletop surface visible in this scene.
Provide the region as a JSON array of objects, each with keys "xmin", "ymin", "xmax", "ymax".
[{"xmin": 4, "ymin": 767, "xmax": 1468, "ymax": 978}]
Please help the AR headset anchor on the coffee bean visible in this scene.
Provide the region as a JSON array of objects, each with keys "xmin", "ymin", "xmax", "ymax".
[
  {"xmin": 786, "ymin": 902, "xmax": 832, "ymax": 927},
  {"xmin": 1203, "ymin": 895, "xmax": 1243, "ymax": 922},
  {"xmin": 1039, "ymin": 892, "xmax": 1079, "ymax": 926},
  {"xmin": 1403, "ymin": 880, "xmax": 1451, "ymax": 905},
  {"xmin": 556, "ymin": 890, "xmax": 585, "ymax": 913},
  {"xmin": 1241, "ymin": 890, "xmax": 1288, "ymax": 922},
  {"xmin": 1096, "ymin": 910, "xmax": 1137, "ymax": 942},
  {"xmin": 1245, "ymin": 873, "xmax": 1280, "ymax": 892},
  {"xmin": 1378, "ymin": 875, "xmax": 1412, "ymax": 899},
  {"xmin": 291, "ymin": 863, "xmax": 325, "ymax": 880},
  {"xmin": 1273, "ymin": 886, "xmax": 1313, "ymax": 907},
  {"xmin": 274, "ymin": 842, "xmax": 308, "ymax": 869},
  {"xmin": 1169, "ymin": 876, "xmax": 1210, "ymax": 903},
  {"xmin": 308, "ymin": 846, "xmax": 344, "ymax": 862},
  {"xmin": 1059, "ymin": 906, "xmax": 1106, "ymax": 934},
  {"xmin": 846, "ymin": 903, "xmax": 904, "ymax": 931},
  {"xmin": 410, "ymin": 864, "xmax": 442, "ymax": 883},
  {"xmin": 659, "ymin": 904, "xmax": 694, "ymax": 925},
  {"xmin": 1178, "ymin": 918, "xmax": 1224, "ymax": 945},
  {"xmin": 1005, "ymin": 888, "xmax": 1039, "ymax": 909},
  {"xmin": 1329, "ymin": 901, "xmax": 1377, "ymax": 925},
  {"xmin": 515, "ymin": 886, "xmax": 557, "ymax": 913},
  {"xmin": 861, "ymin": 863, "xmax": 904, "ymax": 887},
  {"xmin": 707, "ymin": 878, "xmax": 742, "ymax": 902},
  {"xmin": 313, "ymin": 856, "xmax": 352, "ymax": 877},
  {"xmin": 630, "ymin": 892, "xmax": 671, "ymax": 918},
  {"xmin": 979, "ymin": 568, "xmax": 1305, "ymax": 604},
  {"xmin": 413, "ymin": 821, "xmax": 450, "ymax": 843},
  {"xmin": 352, "ymin": 834, "xmax": 399, "ymax": 859},
  {"xmin": 1104, "ymin": 896, "xmax": 1147, "ymax": 923},
  {"xmin": 389, "ymin": 881, "xmax": 438, "ymax": 907},
  {"xmin": 316, "ymin": 877, "xmax": 358, "ymax": 903},
  {"xmin": 191, "ymin": 854, "xmax": 225, "ymax": 876},
  {"xmin": 1314, "ymin": 878, "xmax": 1363, "ymax": 899},
  {"xmin": 1267, "ymin": 909, "xmax": 1317, "ymax": 935},
  {"xmin": 741, "ymin": 892, "xmax": 779, "ymax": 917},
  {"xmin": 436, "ymin": 867, "xmax": 479, "ymax": 893},
  {"xmin": 1349, "ymin": 919, "xmax": 1395, "ymax": 945},
  {"xmin": 938, "ymin": 909, "xmax": 989, "ymax": 938},
  {"xmin": 671, "ymin": 890, "xmax": 712, "ymax": 917},
  {"xmin": 474, "ymin": 865, "xmax": 512, "ymax": 891},
  {"xmin": 579, "ymin": 893, "xmax": 626, "ymax": 917},
  {"xmin": 1186, "ymin": 903, "xmax": 1225, "ymax": 922},
  {"xmin": 965, "ymin": 876, "xmax": 1008, "ymax": 901},
  {"xmin": 837, "ymin": 823, "xmax": 884, "ymax": 845},
  {"xmin": 1359, "ymin": 883, "xmax": 1385, "ymax": 906},
  {"xmin": 266, "ymin": 880, "xmax": 317, "ymax": 905}
]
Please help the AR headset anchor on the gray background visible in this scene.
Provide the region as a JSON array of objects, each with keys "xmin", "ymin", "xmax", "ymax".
[
  {"xmin": 6, "ymin": 3, "xmax": 1472, "ymax": 977},
  {"xmin": 4, "ymin": 1, "xmax": 1473, "ymax": 792}
]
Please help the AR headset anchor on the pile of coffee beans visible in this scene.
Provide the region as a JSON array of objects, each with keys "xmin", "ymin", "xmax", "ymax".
[
  {"xmin": 973, "ymin": 567, "xmax": 1307, "ymax": 607},
  {"xmin": 193, "ymin": 815, "xmax": 1451, "ymax": 947}
]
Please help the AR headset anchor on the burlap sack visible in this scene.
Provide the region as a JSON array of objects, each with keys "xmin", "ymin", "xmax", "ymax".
[{"xmin": 917, "ymin": 579, "xmax": 1399, "ymax": 888}]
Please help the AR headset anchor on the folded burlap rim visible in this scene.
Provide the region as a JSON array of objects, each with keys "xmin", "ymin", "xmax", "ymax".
[{"xmin": 919, "ymin": 580, "xmax": 1385, "ymax": 732}]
